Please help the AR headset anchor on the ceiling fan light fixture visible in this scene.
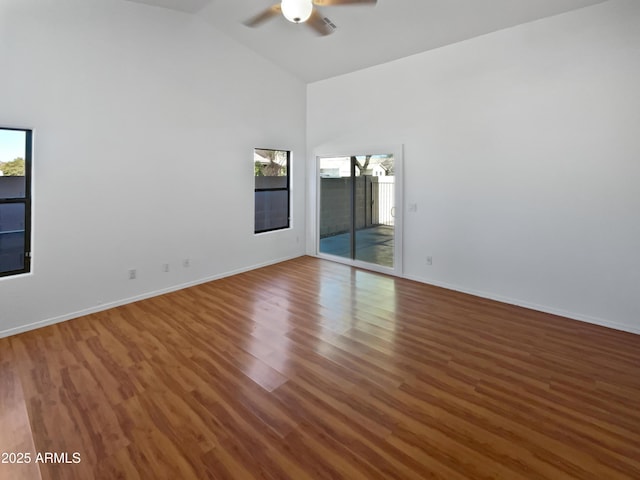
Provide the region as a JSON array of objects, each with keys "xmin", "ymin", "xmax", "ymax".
[{"xmin": 281, "ymin": 0, "xmax": 313, "ymax": 23}]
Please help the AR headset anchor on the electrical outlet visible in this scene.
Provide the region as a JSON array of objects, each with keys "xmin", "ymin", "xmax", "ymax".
[
  {"xmin": 426, "ymin": 256, "xmax": 433, "ymax": 266},
  {"xmin": 162, "ymin": 263, "xmax": 170, "ymax": 273},
  {"xmin": 183, "ymin": 259, "xmax": 190, "ymax": 268},
  {"xmin": 129, "ymin": 269, "xmax": 137, "ymax": 280}
]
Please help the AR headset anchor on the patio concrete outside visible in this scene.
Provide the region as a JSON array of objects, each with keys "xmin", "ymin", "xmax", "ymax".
[{"xmin": 319, "ymin": 225, "xmax": 394, "ymax": 268}]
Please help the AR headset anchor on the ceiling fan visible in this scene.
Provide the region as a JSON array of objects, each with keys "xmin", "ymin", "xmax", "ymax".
[{"xmin": 243, "ymin": 0, "xmax": 377, "ymax": 36}]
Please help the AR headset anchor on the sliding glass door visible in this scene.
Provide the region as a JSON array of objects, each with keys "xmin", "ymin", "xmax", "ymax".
[{"xmin": 318, "ymin": 150, "xmax": 400, "ymax": 274}]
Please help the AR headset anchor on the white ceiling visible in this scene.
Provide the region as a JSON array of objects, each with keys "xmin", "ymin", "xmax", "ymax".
[{"xmin": 126, "ymin": 0, "xmax": 607, "ymax": 82}]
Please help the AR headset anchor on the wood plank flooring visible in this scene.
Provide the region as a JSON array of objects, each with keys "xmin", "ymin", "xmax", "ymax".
[{"xmin": 1, "ymin": 256, "xmax": 639, "ymax": 479}]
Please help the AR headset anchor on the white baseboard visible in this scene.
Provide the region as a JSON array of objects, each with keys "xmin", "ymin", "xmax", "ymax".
[
  {"xmin": 0, "ymin": 254, "xmax": 304, "ymax": 339},
  {"xmin": 4, "ymin": 255, "xmax": 636, "ymax": 339},
  {"xmin": 403, "ymin": 273, "xmax": 640, "ymax": 336}
]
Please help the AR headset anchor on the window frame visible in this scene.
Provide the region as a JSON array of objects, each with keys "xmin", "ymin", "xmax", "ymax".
[
  {"xmin": 254, "ymin": 148, "xmax": 291, "ymax": 234},
  {"xmin": 0, "ymin": 127, "xmax": 32, "ymax": 278}
]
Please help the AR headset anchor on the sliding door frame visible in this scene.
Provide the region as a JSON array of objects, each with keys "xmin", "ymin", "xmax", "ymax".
[{"xmin": 315, "ymin": 144, "xmax": 403, "ymax": 277}]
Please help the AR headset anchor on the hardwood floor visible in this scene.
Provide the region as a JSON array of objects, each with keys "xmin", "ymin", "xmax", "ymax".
[{"xmin": 1, "ymin": 256, "xmax": 639, "ymax": 479}]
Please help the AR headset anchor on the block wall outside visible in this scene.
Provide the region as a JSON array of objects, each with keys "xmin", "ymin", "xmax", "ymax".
[{"xmin": 319, "ymin": 176, "xmax": 379, "ymax": 237}]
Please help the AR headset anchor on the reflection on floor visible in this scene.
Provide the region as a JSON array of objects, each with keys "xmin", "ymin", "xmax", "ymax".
[{"xmin": 319, "ymin": 225, "xmax": 394, "ymax": 268}]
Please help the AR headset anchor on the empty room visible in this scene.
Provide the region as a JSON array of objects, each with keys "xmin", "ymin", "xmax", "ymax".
[{"xmin": 1, "ymin": 0, "xmax": 639, "ymax": 478}]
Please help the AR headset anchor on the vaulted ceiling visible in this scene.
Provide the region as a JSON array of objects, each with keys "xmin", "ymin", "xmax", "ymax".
[{"xmin": 125, "ymin": 0, "xmax": 607, "ymax": 82}]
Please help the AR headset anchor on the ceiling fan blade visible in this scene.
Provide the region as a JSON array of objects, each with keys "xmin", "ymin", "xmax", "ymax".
[
  {"xmin": 243, "ymin": 4, "xmax": 281, "ymax": 28},
  {"xmin": 306, "ymin": 9, "xmax": 337, "ymax": 36},
  {"xmin": 312, "ymin": 0, "xmax": 376, "ymax": 6}
]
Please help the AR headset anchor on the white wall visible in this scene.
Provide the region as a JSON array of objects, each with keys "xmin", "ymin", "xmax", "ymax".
[
  {"xmin": 307, "ymin": 0, "xmax": 640, "ymax": 333},
  {"xmin": 0, "ymin": 0, "xmax": 306, "ymax": 336}
]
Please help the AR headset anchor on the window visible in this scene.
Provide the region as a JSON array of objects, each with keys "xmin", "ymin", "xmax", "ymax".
[
  {"xmin": 254, "ymin": 148, "xmax": 290, "ymax": 234},
  {"xmin": 0, "ymin": 128, "xmax": 32, "ymax": 277}
]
